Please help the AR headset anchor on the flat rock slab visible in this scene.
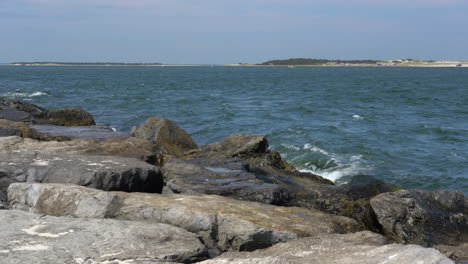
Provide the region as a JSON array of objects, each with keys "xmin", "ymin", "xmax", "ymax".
[
  {"xmin": 163, "ymin": 158, "xmax": 293, "ymax": 205},
  {"xmin": 370, "ymin": 189, "xmax": 468, "ymax": 246},
  {"xmin": 197, "ymin": 231, "xmax": 454, "ymax": 264},
  {"xmin": 0, "ymin": 135, "xmax": 156, "ymax": 162},
  {"xmin": 31, "ymin": 124, "xmax": 129, "ymax": 139},
  {"xmin": 8, "ymin": 183, "xmax": 361, "ymax": 254},
  {"xmin": 0, "ymin": 210, "xmax": 206, "ymax": 264},
  {"xmin": 0, "ymin": 139, "xmax": 163, "ymax": 204}
]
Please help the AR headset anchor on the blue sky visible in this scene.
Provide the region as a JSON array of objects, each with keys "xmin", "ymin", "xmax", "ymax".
[{"xmin": 1, "ymin": 0, "xmax": 467, "ymax": 64}]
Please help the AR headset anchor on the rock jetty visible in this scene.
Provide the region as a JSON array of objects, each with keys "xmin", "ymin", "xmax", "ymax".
[{"xmin": 0, "ymin": 97, "xmax": 465, "ymax": 263}]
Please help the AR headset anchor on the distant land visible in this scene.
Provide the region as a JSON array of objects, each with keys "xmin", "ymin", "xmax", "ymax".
[
  {"xmin": 5, "ymin": 59, "xmax": 468, "ymax": 67},
  {"xmin": 9, "ymin": 62, "xmax": 163, "ymax": 66},
  {"xmin": 258, "ymin": 58, "xmax": 467, "ymax": 67}
]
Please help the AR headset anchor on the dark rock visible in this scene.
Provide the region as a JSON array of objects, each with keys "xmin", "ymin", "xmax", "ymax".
[
  {"xmin": 0, "ymin": 127, "xmax": 21, "ymax": 137},
  {"xmin": 164, "ymin": 157, "xmax": 398, "ymax": 231},
  {"xmin": 370, "ymin": 189, "xmax": 468, "ymax": 246},
  {"xmin": 0, "ymin": 210, "xmax": 207, "ymax": 263},
  {"xmin": 8, "ymin": 183, "xmax": 361, "ymax": 253},
  {"xmin": 131, "ymin": 117, "xmax": 197, "ymax": 159},
  {"xmin": 198, "ymin": 231, "xmax": 453, "ymax": 264},
  {"xmin": 0, "ymin": 110, "xmax": 34, "ymax": 122},
  {"xmin": 33, "ymin": 108, "xmax": 95, "ymax": 126},
  {"xmin": 0, "ymin": 97, "xmax": 44, "ymax": 115}
]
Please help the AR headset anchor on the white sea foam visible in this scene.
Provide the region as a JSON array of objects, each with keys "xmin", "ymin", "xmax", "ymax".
[
  {"xmin": 29, "ymin": 91, "xmax": 48, "ymax": 97},
  {"xmin": 281, "ymin": 144, "xmax": 301, "ymax": 151},
  {"xmin": 298, "ymin": 144, "xmax": 371, "ymax": 182},
  {"xmin": 352, "ymin": 114, "xmax": 364, "ymax": 120},
  {"xmin": 303, "ymin": 143, "xmax": 331, "ymax": 156},
  {"xmin": 300, "ymin": 161, "xmax": 370, "ymax": 182},
  {"xmin": 2, "ymin": 91, "xmax": 48, "ymax": 98}
]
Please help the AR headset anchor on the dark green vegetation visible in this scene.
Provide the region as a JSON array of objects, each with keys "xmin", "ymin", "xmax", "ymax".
[
  {"xmin": 10, "ymin": 62, "xmax": 162, "ymax": 66},
  {"xmin": 260, "ymin": 58, "xmax": 379, "ymax": 65}
]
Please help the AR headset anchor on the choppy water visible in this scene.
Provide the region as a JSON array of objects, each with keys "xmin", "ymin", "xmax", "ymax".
[{"xmin": 1, "ymin": 66, "xmax": 467, "ymax": 192}]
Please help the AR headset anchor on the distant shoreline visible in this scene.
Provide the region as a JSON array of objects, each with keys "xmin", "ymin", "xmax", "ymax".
[{"xmin": 3, "ymin": 61, "xmax": 468, "ymax": 68}]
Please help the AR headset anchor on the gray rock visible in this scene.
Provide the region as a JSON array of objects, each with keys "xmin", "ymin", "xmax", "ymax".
[
  {"xmin": 33, "ymin": 107, "xmax": 95, "ymax": 126},
  {"xmin": 31, "ymin": 124, "xmax": 129, "ymax": 139},
  {"xmin": 0, "ymin": 127, "xmax": 21, "ymax": 137},
  {"xmin": 163, "ymin": 158, "xmax": 397, "ymax": 231},
  {"xmin": 0, "ymin": 97, "xmax": 44, "ymax": 115},
  {"xmin": 0, "ymin": 149, "xmax": 164, "ymax": 204},
  {"xmin": 0, "ymin": 210, "xmax": 206, "ymax": 263},
  {"xmin": 163, "ymin": 158, "xmax": 293, "ymax": 205},
  {"xmin": 370, "ymin": 189, "xmax": 468, "ymax": 246},
  {"xmin": 8, "ymin": 183, "xmax": 361, "ymax": 254},
  {"xmin": 130, "ymin": 117, "xmax": 197, "ymax": 158},
  {"xmin": 0, "ymin": 110, "xmax": 34, "ymax": 122},
  {"xmin": 197, "ymin": 231, "xmax": 454, "ymax": 264}
]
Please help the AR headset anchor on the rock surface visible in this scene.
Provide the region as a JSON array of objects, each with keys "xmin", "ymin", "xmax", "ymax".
[
  {"xmin": 370, "ymin": 189, "xmax": 468, "ymax": 246},
  {"xmin": 31, "ymin": 124, "xmax": 128, "ymax": 139},
  {"xmin": 184, "ymin": 134, "xmax": 294, "ymax": 171},
  {"xmin": 0, "ymin": 136, "xmax": 157, "ymax": 163},
  {"xmin": 8, "ymin": 183, "xmax": 361, "ymax": 254},
  {"xmin": 0, "ymin": 97, "xmax": 95, "ymax": 126},
  {"xmin": 0, "ymin": 139, "xmax": 164, "ymax": 205},
  {"xmin": 197, "ymin": 231, "xmax": 454, "ymax": 264},
  {"xmin": 0, "ymin": 210, "xmax": 206, "ymax": 263},
  {"xmin": 131, "ymin": 117, "xmax": 197, "ymax": 159},
  {"xmin": 0, "ymin": 97, "xmax": 44, "ymax": 115},
  {"xmin": 163, "ymin": 157, "xmax": 397, "ymax": 230}
]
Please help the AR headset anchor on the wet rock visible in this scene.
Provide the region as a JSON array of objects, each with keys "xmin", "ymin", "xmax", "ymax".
[
  {"xmin": 130, "ymin": 117, "xmax": 197, "ymax": 159},
  {"xmin": 0, "ymin": 97, "xmax": 94, "ymax": 127},
  {"xmin": 370, "ymin": 189, "xmax": 468, "ymax": 246},
  {"xmin": 301, "ymin": 174, "xmax": 401, "ymax": 231},
  {"xmin": 162, "ymin": 158, "xmax": 393, "ymax": 231},
  {"xmin": 0, "ymin": 97, "xmax": 44, "ymax": 115},
  {"xmin": 8, "ymin": 183, "xmax": 361, "ymax": 254},
  {"xmin": 33, "ymin": 108, "xmax": 95, "ymax": 126},
  {"xmin": 197, "ymin": 231, "xmax": 453, "ymax": 264},
  {"xmin": 0, "ymin": 210, "xmax": 207, "ymax": 263}
]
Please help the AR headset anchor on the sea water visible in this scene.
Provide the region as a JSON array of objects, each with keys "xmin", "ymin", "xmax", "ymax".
[{"xmin": 0, "ymin": 66, "xmax": 466, "ymax": 192}]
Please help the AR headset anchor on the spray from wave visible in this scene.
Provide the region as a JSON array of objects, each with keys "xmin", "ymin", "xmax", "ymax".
[{"xmin": 277, "ymin": 143, "xmax": 372, "ymax": 183}]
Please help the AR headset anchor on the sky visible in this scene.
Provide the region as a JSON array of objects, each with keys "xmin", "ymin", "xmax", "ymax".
[{"xmin": 1, "ymin": 0, "xmax": 467, "ymax": 64}]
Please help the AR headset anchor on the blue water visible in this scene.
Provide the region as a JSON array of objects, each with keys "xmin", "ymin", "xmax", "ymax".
[{"xmin": 1, "ymin": 66, "xmax": 467, "ymax": 192}]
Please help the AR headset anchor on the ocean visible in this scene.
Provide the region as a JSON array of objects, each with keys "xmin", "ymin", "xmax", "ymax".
[{"xmin": 0, "ymin": 65, "xmax": 467, "ymax": 193}]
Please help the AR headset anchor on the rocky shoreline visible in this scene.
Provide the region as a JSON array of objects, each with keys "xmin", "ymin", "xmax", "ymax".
[{"xmin": 0, "ymin": 97, "xmax": 466, "ymax": 263}]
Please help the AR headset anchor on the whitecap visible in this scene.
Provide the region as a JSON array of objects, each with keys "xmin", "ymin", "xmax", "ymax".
[
  {"xmin": 300, "ymin": 161, "xmax": 371, "ymax": 182},
  {"xmin": 303, "ymin": 143, "xmax": 331, "ymax": 156},
  {"xmin": 352, "ymin": 114, "xmax": 363, "ymax": 120},
  {"xmin": 2, "ymin": 91, "xmax": 48, "ymax": 98},
  {"xmin": 29, "ymin": 92, "xmax": 48, "ymax": 97},
  {"xmin": 281, "ymin": 144, "xmax": 301, "ymax": 151}
]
